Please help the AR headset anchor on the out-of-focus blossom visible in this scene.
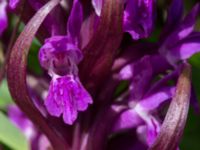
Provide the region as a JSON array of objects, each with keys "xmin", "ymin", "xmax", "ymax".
[
  {"xmin": 8, "ymin": 105, "xmax": 51, "ymax": 150},
  {"xmin": 39, "ymin": 0, "xmax": 92, "ymax": 125},
  {"xmin": 113, "ymin": 55, "xmax": 176, "ymax": 147},
  {"xmin": 123, "ymin": 0, "xmax": 155, "ymax": 40},
  {"xmin": 92, "ymin": 0, "xmax": 156, "ymax": 40},
  {"xmin": 8, "ymin": 105, "xmax": 36, "ymax": 141},
  {"xmin": 0, "ymin": 0, "xmax": 7, "ymax": 36},
  {"xmin": 159, "ymin": 2, "xmax": 200, "ymax": 66},
  {"xmin": 110, "ymin": 1, "xmax": 200, "ymax": 149},
  {"xmin": 8, "ymin": 0, "xmax": 20, "ymax": 10}
]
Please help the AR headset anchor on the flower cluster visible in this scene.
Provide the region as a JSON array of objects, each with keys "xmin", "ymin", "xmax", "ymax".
[{"xmin": 0, "ymin": 0, "xmax": 200, "ymax": 150}]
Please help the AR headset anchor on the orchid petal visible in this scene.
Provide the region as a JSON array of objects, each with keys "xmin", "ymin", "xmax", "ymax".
[
  {"xmin": 124, "ymin": 0, "xmax": 155, "ymax": 40},
  {"xmin": 146, "ymin": 117, "xmax": 160, "ymax": 146},
  {"xmin": 139, "ymin": 86, "xmax": 175, "ymax": 111},
  {"xmin": 113, "ymin": 109, "xmax": 144, "ymax": 131},
  {"xmin": 120, "ymin": 55, "xmax": 153, "ymax": 99},
  {"xmin": 161, "ymin": 0, "xmax": 183, "ymax": 39},
  {"xmin": 8, "ymin": 105, "xmax": 36, "ymax": 140},
  {"xmin": 39, "ymin": 35, "xmax": 82, "ymax": 72},
  {"xmin": 134, "ymin": 105, "xmax": 160, "ymax": 146},
  {"xmin": 120, "ymin": 55, "xmax": 170, "ymax": 101},
  {"xmin": 165, "ymin": 32, "xmax": 200, "ymax": 64},
  {"xmin": 45, "ymin": 75, "xmax": 92, "ymax": 125},
  {"xmin": 0, "ymin": 0, "xmax": 7, "ymax": 36},
  {"xmin": 8, "ymin": 0, "xmax": 20, "ymax": 10},
  {"xmin": 67, "ymin": 0, "xmax": 83, "ymax": 43},
  {"xmin": 160, "ymin": 3, "xmax": 200, "ymax": 53}
]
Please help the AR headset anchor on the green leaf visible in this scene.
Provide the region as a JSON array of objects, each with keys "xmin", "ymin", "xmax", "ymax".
[
  {"xmin": 189, "ymin": 53, "xmax": 200, "ymax": 99},
  {"xmin": 114, "ymin": 80, "xmax": 129, "ymax": 98},
  {"xmin": 0, "ymin": 111, "xmax": 29, "ymax": 150},
  {"xmin": 180, "ymin": 109, "xmax": 200, "ymax": 150},
  {"xmin": 0, "ymin": 80, "xmax": 13, "ymax": 109},
  {"xmin": 28, "ymin": 38, "xmax": 43, "ymax": 75}
]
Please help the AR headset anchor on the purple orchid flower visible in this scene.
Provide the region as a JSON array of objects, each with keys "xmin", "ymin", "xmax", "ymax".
[
  {"xmin": 113, "ymin": 55, "xmax": 176, "ymax": 147},
  {"xmin": 38, "ymin": 0, "xmax": 92, "ymax": 125},
  {"xmin": 109, "ymin": 1, "xmax": 200, "ymax": 149},
  {"xmin": 123, "ymin": 0, "xmax": 156, "ymax": 40},
  {"xmin": 0, "ymin": 0, "xmax": 8, "ymax": 36},
  {"xmin": 92, "ymin": 0, "xmax": 156, "ymax": 40}
]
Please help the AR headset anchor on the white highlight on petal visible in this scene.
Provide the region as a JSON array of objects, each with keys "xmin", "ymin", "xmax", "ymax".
[{"xmin": 92, "ymin": 0, "xmax": 102, "ymax": 16}]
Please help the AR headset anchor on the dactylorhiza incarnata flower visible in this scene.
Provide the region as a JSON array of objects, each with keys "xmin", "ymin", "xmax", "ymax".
[{"xmin": 38, "ymin": 0, "xmax": 92, "ymax": 125}]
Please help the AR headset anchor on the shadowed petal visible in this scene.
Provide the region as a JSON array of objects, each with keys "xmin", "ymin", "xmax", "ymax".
[
  {"xmin": 165, "ymin": 32, "xmax": 200, "ymax": 64},
  {"xmin": 161, "ymin": 0, "xmax": 183, "ymax": 39},
  {"xmin": 165, "ymin": 3, "xmax": 200, "ymax": 47},
  {"xmin": 124, "ymin": 0, "xmax": 155, "ymax": 40},
  {"xmin": 160, "ymin": 3, "xmax": 200, "ymax": 64},
  {"xmin": 129, "ymin": 56, "xmax": 153, "ymax": 100},
  {"xmin": 67, "ymin": 0, "xmax": 83, "ymax": 43},
  {"xmin": 120, "ymin": 54, "xmax": 172, "ymax": 103}
]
